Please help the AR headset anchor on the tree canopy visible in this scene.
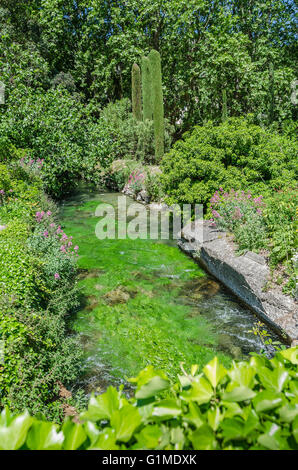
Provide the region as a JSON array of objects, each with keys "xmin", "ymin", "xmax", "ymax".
[{"xmin": 0, "ymin": 0, "xmax": 297, "ymax": 130}]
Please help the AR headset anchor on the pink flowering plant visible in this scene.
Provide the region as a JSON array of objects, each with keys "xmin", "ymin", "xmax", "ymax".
[
  {"xmin": 28, "ymin": 210, "xmax": 79, "ymax": 288},
  {"xmin": 209, "ymin": 189, "xmax": 267, "ymax": 251},
  {"xmin": 127, "ymin": 169, "xmax": 145, "ymax": 193},
  {"xmin": 19, "ymin": 157, "xmax": 44, "ymax": 175}
]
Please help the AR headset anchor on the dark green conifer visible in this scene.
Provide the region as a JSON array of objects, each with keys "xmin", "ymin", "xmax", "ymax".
[
  {"xmin": 149, "ymin": 49, "xmax": 164, "ymax": 159},
  {"xmin": 131, "ymin": 63, "xmax": 142, "ymax": 121},
  {"xmin": 141, "ymin": 56, "xmax": 153, "ymax": 121},
  {"xmin": 222, "ymin": 89, "xmax": 228, "ymax": 122}
]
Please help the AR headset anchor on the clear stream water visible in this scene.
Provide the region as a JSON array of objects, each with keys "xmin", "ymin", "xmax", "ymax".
[{"xmin": 60, "ymin": 187, "xmax": 279, "ymax": 395}]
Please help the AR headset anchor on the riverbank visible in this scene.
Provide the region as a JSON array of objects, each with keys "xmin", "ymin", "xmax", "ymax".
[{"xmin": 179, "ymin": 220, "xmax": 297, "ymax": 346}]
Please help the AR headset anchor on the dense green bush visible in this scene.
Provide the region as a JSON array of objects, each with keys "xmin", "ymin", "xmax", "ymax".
[
  {"xmin": 0, "ymin": 163, "xmax": 83, "ymax": 419},
  {"xmin": 0, "ymin": 347, "xmax": 297, "ymax": 450},
  {"xmin": 161, "ymin": 117, "xmax": 297, "ymax": 207},
  {"xmin": 0, "ymin": 88, "xmax": 116, "ymax": 199}
]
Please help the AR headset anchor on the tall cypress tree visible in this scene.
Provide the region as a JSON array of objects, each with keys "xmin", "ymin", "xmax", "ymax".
[
  {"xmin": 131, "ymin": 63, "xmax": 142, "ymax": 121},
  {"xmin": 149, "ymin": 49, "xmax": 164, "ymax": 160},
  {"xmin": 141, "ymin": 56, "xmax": 153, "ymax": 121},
  {"xmin": 222, "ymin": 89, "xmax": 228, "ymax": 122},
  {"xmin": 268, "ymin": 62, "xmax": 275, "ymax": 124}
]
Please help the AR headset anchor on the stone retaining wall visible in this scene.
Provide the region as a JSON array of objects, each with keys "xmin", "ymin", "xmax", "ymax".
[{"xmin": 178, "ymin": 220, "xmax": 298, "ymax": 346}]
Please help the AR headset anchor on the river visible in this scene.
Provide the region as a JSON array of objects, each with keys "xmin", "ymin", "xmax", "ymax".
[{"xmin": 60, "ymin": 187, "xmax": 279, "ymax": 395}]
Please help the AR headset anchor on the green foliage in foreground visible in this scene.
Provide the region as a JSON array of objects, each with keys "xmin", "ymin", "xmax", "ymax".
[{"xmin": 0, "ymin": 348, "xmax": 297, "ymax": 450}]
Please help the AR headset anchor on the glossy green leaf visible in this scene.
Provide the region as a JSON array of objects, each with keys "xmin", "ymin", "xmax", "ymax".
[
  {"xmin": 222, "ymin": 386, "xmax": 256, "ymax": 402},
  {"xmin": 228, "ymin": 361, "xmax": 256, "ymax": 388},
  {"xmin": 136, "ymin": 425, "xmax": 162, "ymax": 449},
  {"xmin": 253, "ymin": 390, "xmax": 284, "ymax": 413},
  {"xmin": 222, "ymin": 401, "xmax": 243, "ymax": 418},
  {"xmin": 26, "ymin": 421, "xmax": 64, "ymax": 450},
  {"xmin": 278, "ymin": 404, "xmax": 298, "ymax": 423},
  {"xmin": 0, "ymin": 411, "xmax": 32, "ymax": 450},
  {"xmin": 279, "ymin": 347, "xmax": 298, "ymax": 365},
  {"xmin": 135, "ymin": 375, "xmax": 170, "ymax": 399},
  {"xmin": 189, "ymin": 425, "xmax": 217, "ymax": 450},
  {"xmin": 183, "ymin": 402, "xmax": 205, "ymax": 428},
  {"xmin": 257, "ymin": 423, "xmax": 290, "ymax": 450},
  {"xmin": 62, "ymin": 420, "xmax": 87, "ymax": 450},
  {"xmin": 258, "ymin": 363, "xmax": 289, "ymax": 392},
  {"xmin": 84, "ymin": 421, "xmax": 100, "ymax": 446},
  {"xmin": 207, "ymin": 407, "xmax": 222, "ymax": 431},
  {"xmin": 87, "ymin": 428, "xmax": 119, "ymax": 450},
  {"xmin": 180, "ymin": 376, "xmax": 213, "ymax": 404},
  {"xmin": 110, "ymin": 404, "xmax": 142, "ymax": 442},
  {"xmin": 152, "ymin": 399, "xmax": 182, "ymax": 418},
  {"xmin": 81, "ymin": 386, "xmax": 120, "ymax": 421},
  {"xmin": 203, "ymin": 357, "xmax": 227, "ymax": 388},
  {"xmin": 221, "ymin": 418, "xmax": 245, "ymax": 441},
  {"xmin": 293, "ymin": 415, "xmax": 298, "ymax": 443}
]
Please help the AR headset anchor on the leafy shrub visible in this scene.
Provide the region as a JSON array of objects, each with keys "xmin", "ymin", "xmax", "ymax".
[
  {"xmin": 0, "ymin": 88, "xmax": 117, "ymax": 198},
  {"xmin": 144, "ymin": 170, "xmax": 164, "ymax": 202},
  {"xmin": 161, "ymin": 117, "xmax": 297, "ymax": 207},
  {"xmin": 104, "ymin": 159, "xmax": 141, "ymax": 191},
  {"xmin": 28, "ymin": 212, "xmax": 78, "ymax": 290},
  {"xmin": 263, "ymin": 189, "xmax": 297, "ymax": 268},
  {"xmin": 0, "ymin": 347, "xmax": 297, "ymax": 450},
  {"xmin": 208, "ymin": 187, "xmax": 297, "ymax": 295},
  {"xmin": 0, "ymin": 217, "xmax": 46, "ymax": 308},
  {"xmin": 209, "ymin": 189, "xmax": 267, "ymax": 252}
]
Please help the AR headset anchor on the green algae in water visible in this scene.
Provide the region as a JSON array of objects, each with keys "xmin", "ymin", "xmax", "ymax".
[{"xmin": 60, "ymin": 192, "xmax": 230, "ymax": 386}]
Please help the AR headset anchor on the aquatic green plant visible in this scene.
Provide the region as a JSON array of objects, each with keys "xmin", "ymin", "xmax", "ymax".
[{"xmin": 61, "ymin": 195, "xmax": 229, "ymax": 383}]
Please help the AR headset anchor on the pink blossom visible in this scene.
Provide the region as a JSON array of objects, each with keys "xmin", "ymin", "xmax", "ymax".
[
  {"xmin": 212, "ymin": 210, "xmax": 221, "ymax": 218},
  {"xmin": 74, "ymin": 245, "xmax": 79, "ymax": 251},
  {"xmin": 54, "ymin": 273, "xmax": 60, "ymax": 280},
  {"xmin": 43, "ymin": 230, "xmax": 49, "ymax": 238},
  {"xmin": 47, "ymin": 211, "xmax": 52, "ymax": 216}
]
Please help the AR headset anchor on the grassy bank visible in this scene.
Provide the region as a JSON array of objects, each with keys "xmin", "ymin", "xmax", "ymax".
[{"xmin": 0, "ymin": 161, "xmax": 83, "ymax": 420}]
